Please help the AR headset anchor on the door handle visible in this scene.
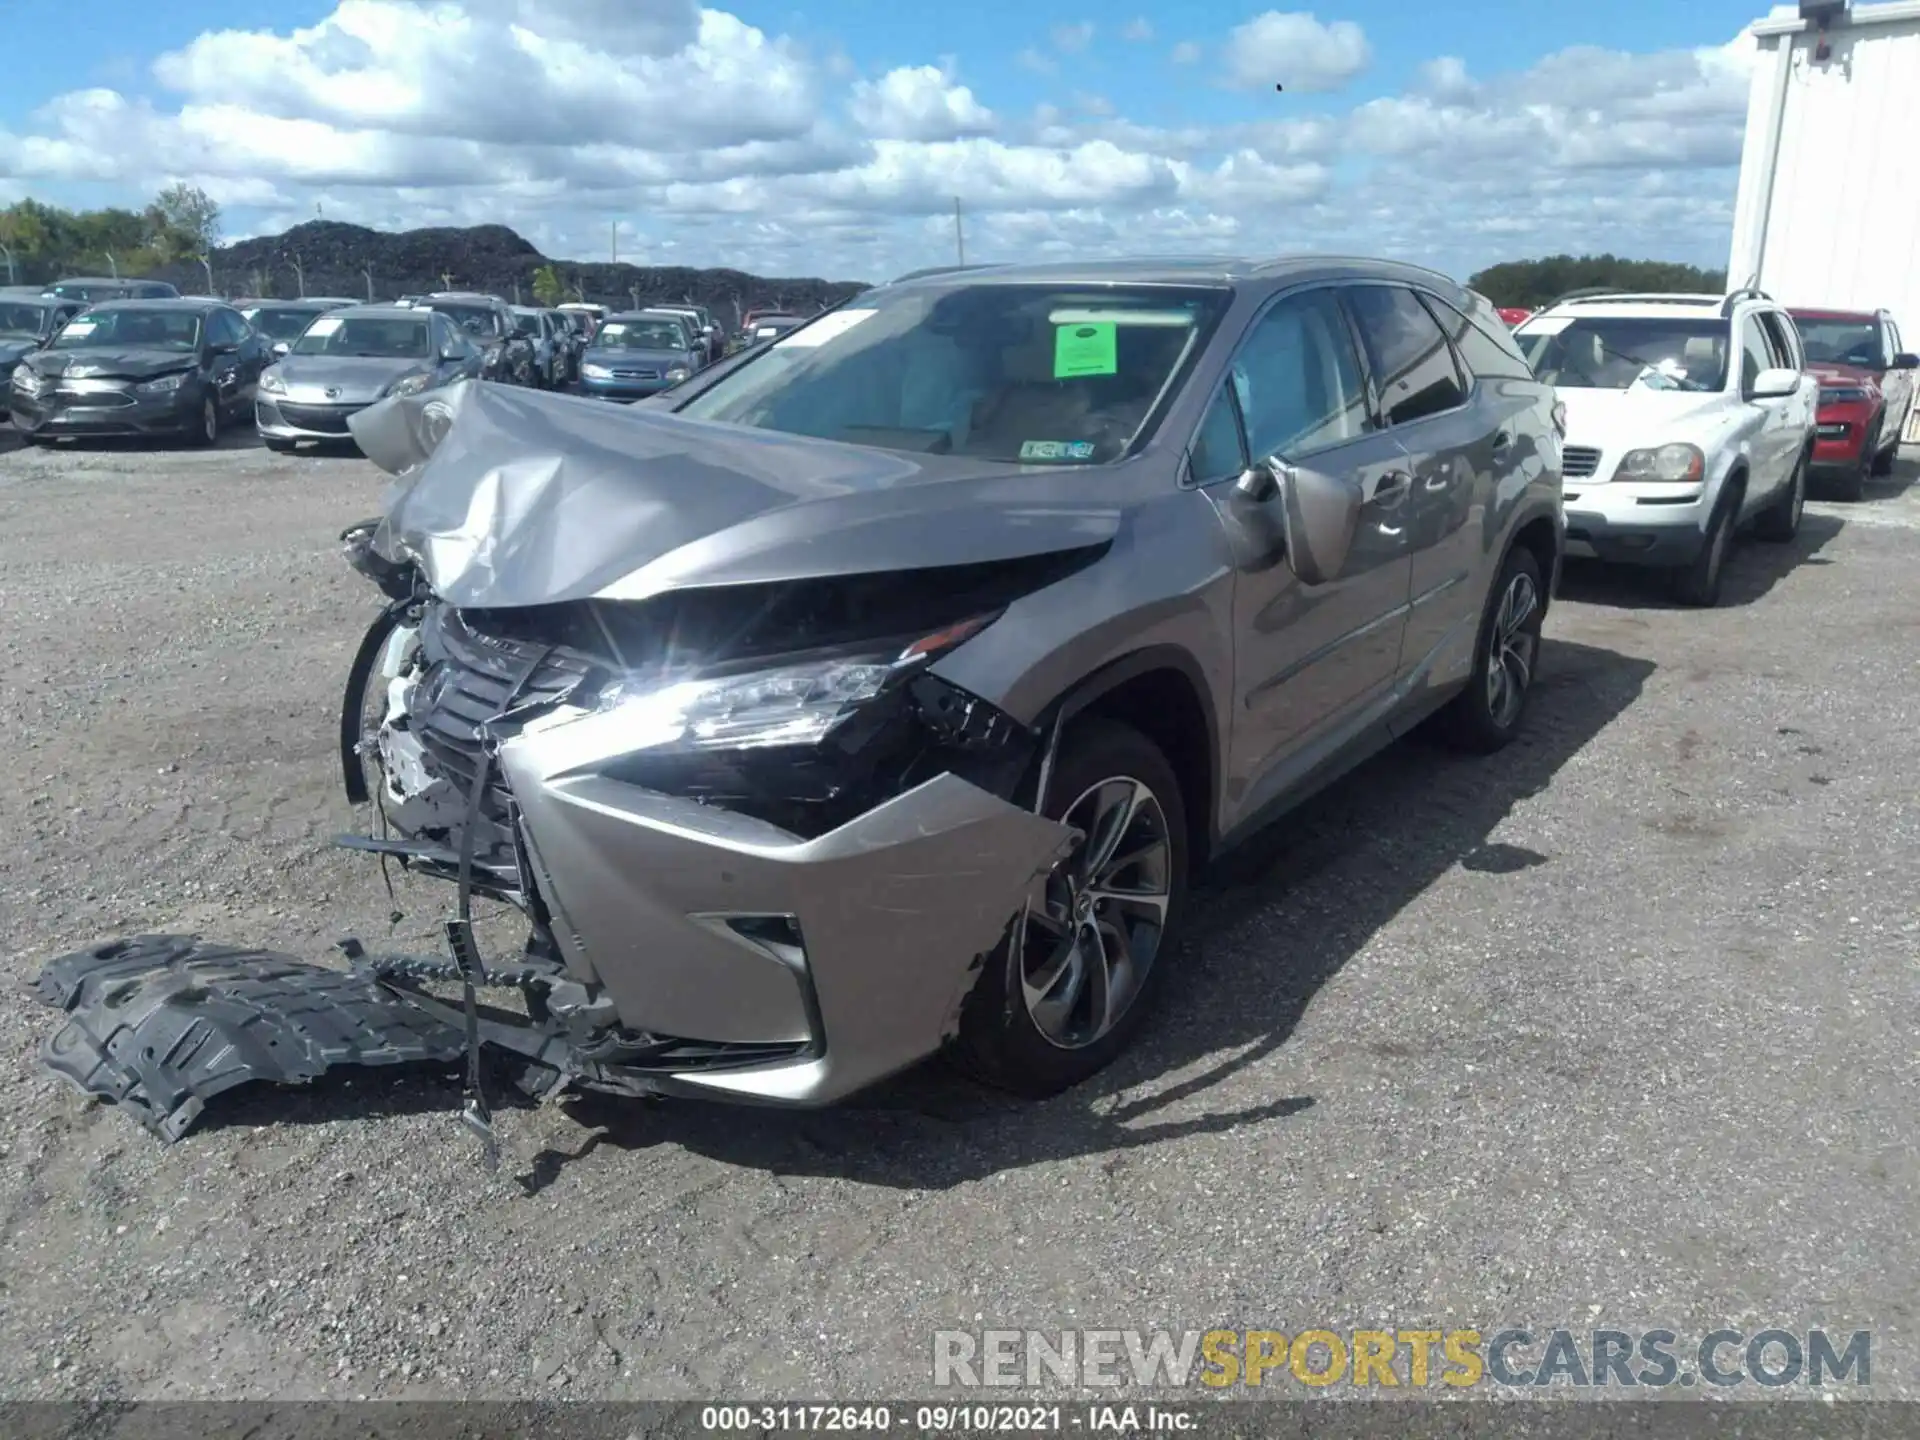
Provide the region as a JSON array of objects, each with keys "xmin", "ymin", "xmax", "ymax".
[{"xmin": 1363, "ymin": 470, "xmax": 1411, "ymax": 506}]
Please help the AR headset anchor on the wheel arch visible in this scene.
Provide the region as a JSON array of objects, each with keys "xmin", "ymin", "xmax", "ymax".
[{"xmin": 1029, "ymin": 645, "xmax": 1221, "ymax": 874}]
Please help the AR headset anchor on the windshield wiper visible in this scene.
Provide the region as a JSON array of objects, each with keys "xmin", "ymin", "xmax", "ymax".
[{"xmin": 1595, "ymin": 337, "xmax": 1707, "ymax": 391}]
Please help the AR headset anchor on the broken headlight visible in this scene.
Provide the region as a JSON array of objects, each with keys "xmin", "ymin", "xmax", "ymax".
[{"xmin": 595, "ymin": 616, "xmax": 990, "ymax": 753}]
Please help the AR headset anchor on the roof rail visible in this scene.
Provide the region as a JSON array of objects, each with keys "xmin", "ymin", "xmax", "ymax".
[
  {"xmin": 1541, "ymin": 286, "xmax": 1629, "ymax": 310},
  {"xmin": 1720, "ymin": 284, "xmax": 1773, "ymax": 316}
]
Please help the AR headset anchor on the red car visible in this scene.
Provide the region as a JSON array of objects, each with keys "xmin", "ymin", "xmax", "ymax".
[
  {"xmin": 1788, "ymin": 306, "xmax": 1918, "ymax": 500},
  {"xmin": 1496, "ymin": 306, "xmax": 1533, "ymax": 328}
]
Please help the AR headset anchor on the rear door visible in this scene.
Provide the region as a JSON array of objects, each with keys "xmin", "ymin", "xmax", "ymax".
[
  {"xmin": 1345, "ymin": 284, "xmax": 1491, "ymax": 686},
  {"xmin": 1201, "ymin": 284, "xmax": 1415, "ymax": 822}
]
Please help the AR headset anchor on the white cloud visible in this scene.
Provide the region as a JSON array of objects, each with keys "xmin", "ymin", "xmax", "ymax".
[
  {"xmin": 1051, "ymin": 21, "xmax": 1095, "ymax": 53},
  {"xmin": 0, "ymin": 0, "xmax": 1760, "ymax": 283},
  {"xmin": 1222, "ymin": 11, "xmax": 1371, "ymax": 93},
  {"xmin": 849, "ymin": 64, "xmax": 995, "ymax": 141}
]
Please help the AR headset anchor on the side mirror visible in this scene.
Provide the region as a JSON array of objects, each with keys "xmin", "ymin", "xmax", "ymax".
[
  {"xmin": 1894, "ymin": 352, "xmax": 1920, "ymax": 369},
  {"xmin": 271, "ymin": 341, "xmax": 291, "ymax": 358},
  {"xmin": 1750, "ymin": 366, "xmax": 1800, "ymax": 399},
  {"xmin": 1275, "ymin": 460, "xmax": 1360, "ymax": 586}
]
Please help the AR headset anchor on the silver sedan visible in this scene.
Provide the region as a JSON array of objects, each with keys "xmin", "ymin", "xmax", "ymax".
[{"xmin": 255, "ymin": 305, "xmax": 484, "ymax": 451}]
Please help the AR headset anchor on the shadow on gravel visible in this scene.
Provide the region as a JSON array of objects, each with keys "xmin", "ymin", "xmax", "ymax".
[
  {"xmin": 1556, "ymin": 509, "xmax": 1843, "ymax": 612},
  {"xmin": 519, "ymin": 635, "xmax": 1655, "ymax": 1195},
  {"xmin": 3, "ymin": 425, "xmax": 265, "ymax": 454}
]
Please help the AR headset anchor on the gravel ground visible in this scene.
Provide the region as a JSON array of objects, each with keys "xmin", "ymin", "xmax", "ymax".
[{"xmin": 0, "ymin": 423, "xmax": 1915, "ymax": 1403}]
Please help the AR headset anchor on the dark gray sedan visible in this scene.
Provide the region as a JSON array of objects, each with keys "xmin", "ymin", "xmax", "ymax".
[{"xmin": 255, "ymin": 305, "xmax": 484, "ymax": 451}]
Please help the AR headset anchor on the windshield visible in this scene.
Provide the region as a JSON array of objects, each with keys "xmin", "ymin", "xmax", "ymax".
[
  {"xmin": 1516, "ymin": 316, "xmax": 1728, "ymax": 392},
  {"xmin": 50, "ymin": 308, "xmax": 200, "ymax": 352},
  {"xmin": 595, "ymin": 320, "xmax": 688, "ymax": 351},
  {"xmin": 678, "ymin": 282, "xmax": 1230, "ymax": 463},
  {"xmin": 248, "ymin": 307, "xmax": 329, "ymax": 342},
  {"xmin": 1793, "ymin": 318, "xmax": 1881, "ymax": 367},
  {"xmin": 291, "ymin": 315, "xmax": 433, "ymax": 359},
  {"xmin": 0, "ymin": 301, "xmax": 51, "ymax": 339},
  {"xmin": 514, "ymin": 313, "xmax": 544, "ymax": 338},
  {"xmin": 433, "ymin": 303, "xmax": 499, "ymax": 338}
]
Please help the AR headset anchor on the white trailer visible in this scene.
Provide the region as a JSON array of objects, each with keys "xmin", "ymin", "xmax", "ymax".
[{"xmin": 1727, "ymin": 1, "xmax": 1920, "ymax": 436}]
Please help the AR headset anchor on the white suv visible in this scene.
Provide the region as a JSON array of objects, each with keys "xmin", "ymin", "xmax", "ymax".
[{"xmin": 1514, "ymin": 288, "xmax": 1818, "ymax": 606}]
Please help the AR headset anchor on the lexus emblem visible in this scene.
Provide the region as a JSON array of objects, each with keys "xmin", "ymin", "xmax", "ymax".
[{"xmin": 324, "ymin": 386, "xmax": 342, "ymax": 399}]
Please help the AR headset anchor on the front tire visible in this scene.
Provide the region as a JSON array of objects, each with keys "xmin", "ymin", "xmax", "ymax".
[
  {"xmin": 1671, "ymin": 485, "xmax": 1739, "ymax": 607},
  {"xmin": 1754, "ymin": 451, "xmax": 1806, "ymax": 543},
  {"xmin": 1436, "ymin": 545, "xmax": 1545, "ymax": 754},
  {"xmin": 951, "ymin": 719, "xmax": 1189, "ymax": 1098},
  {"xmin": 1870, "ymin": 413, "xmax": 1898, "ymax": 476},
  {"xmin": 190, "ymin": 395, "xmax": 219, "ymax": 448}
]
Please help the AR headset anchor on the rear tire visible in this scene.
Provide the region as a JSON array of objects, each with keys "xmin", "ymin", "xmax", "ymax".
[
  {"xmin": 951, "ymin": 718, "xmax": 1189, "ymax": 1099},
  {"xmin": 1436, "ymin": 545, "xmax": 1545, "ymax": 754},
  {"xmin": 1755, "ymin": 451, "xmax": 1806, "ymax": 543}
]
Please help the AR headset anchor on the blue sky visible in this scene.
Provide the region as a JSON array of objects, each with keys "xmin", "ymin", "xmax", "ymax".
[{"xmin": 0, "ymin": 0, "xmax": 1774, "ymax": 280}]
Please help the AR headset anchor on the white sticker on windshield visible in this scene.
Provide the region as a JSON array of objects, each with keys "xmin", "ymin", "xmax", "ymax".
[
  {"xmin": 61, "ymin": 320, "xmax": 97, "ymax": 336},
  {"xmin": 1516, "ymin": 316, "xmax": 1571, "ymax": 336},
  {"xmin": 776, "ymin": 309, "xmax": 876, "ymax": 347},
  {"xmin": 306, "ymin": 316, "xmax": 344, "ymax": 337}
]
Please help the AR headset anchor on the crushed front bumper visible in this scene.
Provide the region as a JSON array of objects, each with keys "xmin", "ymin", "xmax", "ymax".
[
  {"xmin": 347, "ymin": 604, "xmax": 1077, "ymax": 1108},
  {"xmin": 10, "ymin": 389, "xmax": 200, "ymax": 438},
  {"xmin": 501, "ymin": 737, "xmax": 1076, "ymax": 1103}
]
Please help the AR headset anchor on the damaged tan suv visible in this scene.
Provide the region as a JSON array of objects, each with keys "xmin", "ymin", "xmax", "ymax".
[{"xmin": 33, "ymin": 256, "xmax": 1565, "ymax": 1149}]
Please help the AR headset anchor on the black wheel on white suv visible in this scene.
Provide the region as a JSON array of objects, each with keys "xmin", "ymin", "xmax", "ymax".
[
  {"xmin": 1436, "ymin": 544, "xmax": 1546, "ymax": 754},
  {"xmin": 1672, "ymin": 484, "xmax": 1739, "ymax": 607},
  {"xmin": 951, "ymin": 718, "xmax": 1188, "ymax": 1098}
]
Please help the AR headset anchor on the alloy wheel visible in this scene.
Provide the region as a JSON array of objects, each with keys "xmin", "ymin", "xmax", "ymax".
[
  {"xmin": 1016, "ymin": 775, "xmax": 1174, "ymax": 1050},
  {"xmin": 1485, "ymin": 570, "xmax": 1540, "ymax": 730}
]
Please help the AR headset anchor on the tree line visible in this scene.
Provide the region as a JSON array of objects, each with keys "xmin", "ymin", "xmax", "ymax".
[
  {"xmin": 0, "ymin": 185, "xmax": 223, "ymax": 287},
  {"xmin": 1468, "ymin": 254, "xmax": 1729, "ymax": 310},
  {"xmin": 2, "ymin": 188, "xmax": 1729, "ymax": 311}
]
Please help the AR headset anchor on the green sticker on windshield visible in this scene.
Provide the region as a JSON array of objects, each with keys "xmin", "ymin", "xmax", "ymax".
[{"xmin": 1054, "ymin": 321, "xmax": 1117, "ymax": 378}]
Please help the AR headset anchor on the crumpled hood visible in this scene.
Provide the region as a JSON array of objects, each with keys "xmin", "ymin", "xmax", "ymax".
[
  {"xmin": 22, "ymin": 348, "xmax": 196, "ymax": 381},
  {"xmin": 348, "ymin": 379, "xmax": 1123, "ymax": 609}
]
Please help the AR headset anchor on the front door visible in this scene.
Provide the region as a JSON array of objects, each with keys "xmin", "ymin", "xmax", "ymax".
[
  {"xmin": 1198, "ymin": 284, "xmax": 1414, "ymax": 831},
  {"xmin": 1740, "ymin": 314, "xmax": 1794, "ymax": 498}
]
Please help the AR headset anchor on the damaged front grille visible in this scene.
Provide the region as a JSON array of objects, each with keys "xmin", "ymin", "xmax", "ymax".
[{"xmin": 405, "ymin": 605, "xmax": 603, "ymax": 871}]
